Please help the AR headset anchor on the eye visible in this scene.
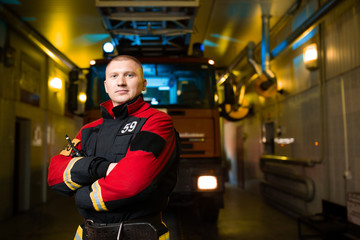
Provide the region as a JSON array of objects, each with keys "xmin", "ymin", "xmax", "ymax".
[
  {"xmin": 110, "ymin": 74, "xmax": 117, "ymax": 79},
  {"xmin": 125, "ymin": 72, "xmax": 135, "ymax": 78}
]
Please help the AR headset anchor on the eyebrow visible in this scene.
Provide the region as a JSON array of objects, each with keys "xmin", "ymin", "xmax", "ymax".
[{"xmin": 107, "ymin": 70, "xmax": 137, "ymax": 76}]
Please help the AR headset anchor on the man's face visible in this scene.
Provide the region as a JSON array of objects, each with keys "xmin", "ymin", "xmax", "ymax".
[{"xmin": 104, "ymin": 59, "xmax": 147, "ymax": 107}]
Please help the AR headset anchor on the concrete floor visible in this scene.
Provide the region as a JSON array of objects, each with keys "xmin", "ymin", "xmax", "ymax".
[
  {"xmin": 166, "ymin": 185, "xmax": 300, "ymax": 240},
  {"xmin": 0, "ymin": 185, "xmax": 299, "ymax": 240}
]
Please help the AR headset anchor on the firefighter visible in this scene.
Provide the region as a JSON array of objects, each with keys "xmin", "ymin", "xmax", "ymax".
[{"xmin": 48, "ymin": 55, "xmax": 180, "ymax": 240}]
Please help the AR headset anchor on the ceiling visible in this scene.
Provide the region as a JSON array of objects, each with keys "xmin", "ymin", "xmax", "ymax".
[{"xmin": 1, "ymin": 0, "xmax": 296, "ymax": 69}]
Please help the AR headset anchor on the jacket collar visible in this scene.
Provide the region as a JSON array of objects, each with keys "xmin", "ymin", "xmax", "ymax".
[{"xmin": 100, "ymin": 95, "xmax": 147, "ymax": 120}]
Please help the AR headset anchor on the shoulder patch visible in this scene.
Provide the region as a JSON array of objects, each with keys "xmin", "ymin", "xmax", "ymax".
[
  {"xmin": 60, "ymin": 138, "xmax": 81, "ymax": 156},
  {"xmin": 130, "ymin": 131, "xmax": 165, "ymax": 158}
]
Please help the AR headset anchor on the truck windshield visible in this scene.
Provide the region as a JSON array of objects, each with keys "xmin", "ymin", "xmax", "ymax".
[
  {"xmin": 142, "ymin": 62, "xmax": 216, "ymax": 108},
  {"xmin": 86, "ymin": 60, "xmax": 217, "ymax": 109}
]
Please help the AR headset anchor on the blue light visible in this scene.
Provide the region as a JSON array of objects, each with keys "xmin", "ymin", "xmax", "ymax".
[
  {"xmin": 292, "ymin": 27, "xmax": 317, "ymax": 50},
  {"xmin": 210, "ymin": 34, "xmax": 240, "ymax": 43},
  {"xmin": 293, "ymin": 54, "xmax": 303, "ymax": 68},
  {"xmin": 193, "ymin": 42, "xmax": 204, "ymax": 52},
  {"xmin": 271, "ymin": 40, "xmax": 288, "ymax": 58},
  {"xmin": 83, "ymin": 34, "xmax": 110, "ymax": 43},
  {"xmin": 103, "ymin": 42, "xmax": 114, "ymax": 53},
  {"xmin": 271, "ymin": 27, "xmax": 318, "ymax": 58},
  {"xmin": 271, "ymin": 1, "xmax": 317, "ymax": 58},
  {"xmin": 203, "ymin": 40, "xmax": 218, "ymax": 47}
]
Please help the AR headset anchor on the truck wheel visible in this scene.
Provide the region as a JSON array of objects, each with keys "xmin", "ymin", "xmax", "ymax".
[{"xmin": 198, "ymin": 198, "xmax": 219, "ymax": 223}]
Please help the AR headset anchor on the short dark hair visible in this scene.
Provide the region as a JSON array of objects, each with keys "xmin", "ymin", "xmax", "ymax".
[{"xmin": 106, "ymin": 55, "xmax": 143, "ymax": 78}]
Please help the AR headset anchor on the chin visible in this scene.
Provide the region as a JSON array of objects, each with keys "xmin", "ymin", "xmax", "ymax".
[{"xmin": 114, "ymin": 97, "xmax": 130, "ymax": 105}]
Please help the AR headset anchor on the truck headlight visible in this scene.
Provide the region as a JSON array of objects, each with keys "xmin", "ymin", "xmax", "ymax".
[{"xmin": 197, "ymin": 176, "xmax": 217, "ymax": 190}]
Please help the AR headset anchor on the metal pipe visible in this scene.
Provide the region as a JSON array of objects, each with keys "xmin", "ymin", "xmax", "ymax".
[
  {"xmin": 261, "ymin": 169, "xmax": 315, "ymax": 202},
  {"xmin": 270, "ymin": 0, "xmax": 302, "ymax": 37},
  {"xmin": 227, "ymin": 47, "xmax": 248, "ymax": 74},
  {"xmin": 224, "ymin": 0, "xmax": 303, "ymax": 78},
  {"xmin": 260, "ymin": 155, "xmax": 316, "ymax": 216},
  {"xmin": 247, "ymin": 42, "xmax": 262, "ymax": 76},
  {"xmin": 260, "ymin": 13, "xmax": 276, "ymax": 89},
  {"xmin": 216, "ymin": 46, "xmax": 248, "ymax": 86},
  {"xmin": 271, "ymin": 0, "xmax": 343, "ymax": 58},
  {"xmin": 262, "ymin": 191, "xmax": 306, "ymax": 217},
  {"xmin": 260, "ymin": 154, "xmax": 315, "ymax": 166},
  {"xmin": 224, "ymin": 0, "xmax": 341, "ymax": 78},
  {"xmin": 261, "ymin": 15, "xmax": 271, "ymax": 74},
  {"xmin": 261, "ymin": 181, "xmax": 313, "ymax": 202},
  {"xmin": 260, "ymin": 155, "xmax": 315, "ymax": 201}
]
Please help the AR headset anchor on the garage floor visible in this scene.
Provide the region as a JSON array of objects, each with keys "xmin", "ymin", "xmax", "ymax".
[{"xmin": 0, "ymin": 185, "xmax": 300, "ymax": 240}]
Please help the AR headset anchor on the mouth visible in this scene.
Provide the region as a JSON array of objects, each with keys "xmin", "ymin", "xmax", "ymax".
[{"xmin": 115, "ymin": 89, "xmax": 128, "ymax": 94}]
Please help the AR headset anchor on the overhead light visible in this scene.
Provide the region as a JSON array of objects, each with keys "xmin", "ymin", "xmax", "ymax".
[
  {"xmin": 49, "ymin": 77, "xmax": 62, "ymax": 92},
  {"xmin": 303, "ymin": 43, "xmax": 318, "ymax": 70},
  {"xmin": 102, "ymin": 42, "xmax": 115, "ymax": 54},
  {"xmin": 208, "ymin": 59, "xmax": 215, "ymax": 65},
  {"xmin": 90, "ymin": 60, "xmax": 96, "ymax": 65}
]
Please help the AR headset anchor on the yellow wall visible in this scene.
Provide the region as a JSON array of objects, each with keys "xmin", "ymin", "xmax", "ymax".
[{"xmin": 0, "ymin": 25, "xmax": 83, "ymax": 220}]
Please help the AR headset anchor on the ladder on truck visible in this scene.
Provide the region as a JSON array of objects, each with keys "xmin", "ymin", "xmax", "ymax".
[{"xmin": 95, "ymin": 0, "xmax": 199, "ymax": 56}]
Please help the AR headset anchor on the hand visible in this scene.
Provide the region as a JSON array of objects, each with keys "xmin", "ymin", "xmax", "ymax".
[{"xmin": 106, "ymin": 163, "xmax": 117, "ymax": 176}]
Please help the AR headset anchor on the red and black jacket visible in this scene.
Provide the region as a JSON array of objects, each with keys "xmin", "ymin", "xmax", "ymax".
[{"xmin": 48, "ymin": 96, "xmax": 180, "ymax": 223}]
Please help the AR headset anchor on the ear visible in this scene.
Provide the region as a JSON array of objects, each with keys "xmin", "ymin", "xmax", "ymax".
[
  {"xmin": 142, "ymin": 79, "xmax": 147, "ymax": 91},
  {"xmin": 104, "ymin": 80, "xmax": 109, "ymax": 93}
]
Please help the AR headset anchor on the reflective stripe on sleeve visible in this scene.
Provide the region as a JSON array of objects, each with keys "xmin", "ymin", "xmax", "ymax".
[
  {"xmin": 90, "ymin": 181, "xmax": 108, "ymax": 211},
  {"xmin": 74, "ymin": 225, "xmax": 83, "ymax": 240},
  {"xmin": 63, "ymin": 157, "xmax": 83, "ymax": 191},
  {"xmin": 159, "ymin": 231, "xmax": 170, "ymax": 240}
]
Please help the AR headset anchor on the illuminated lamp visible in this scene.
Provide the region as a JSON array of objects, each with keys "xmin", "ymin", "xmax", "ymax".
[
  {"xmin": 303, "ymin": 43, "xmax": 318, "ymax": 70},
  {"xmin": 214, "ymin": 93, "xmax": 219, "ymax": 103},
  {"xmin": 102, "ymin": 42, "xmax": 115, "ymax": 56},
  {"xmin": 197, "ymin": 176, "xmax": 218, "ymax": 190},
  {"xmin": 90, "ymin": 60, "xmax": 96, "ymax": 65},
  {"xmin": 49, "ymin": 77, "xmax": 62, "ymax": 92},
  {"xmin": 78, "ymin": 92, "xmax": 87, "ymax": 103},
  {"xmin": 208, "ymin": 59, "xmax": 215, "ymax": 65}
]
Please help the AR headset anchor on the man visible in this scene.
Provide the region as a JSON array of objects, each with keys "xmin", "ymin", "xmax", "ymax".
[{"xmin": 48, "ymin": 55, "xmax": 180, "ymax": 240}]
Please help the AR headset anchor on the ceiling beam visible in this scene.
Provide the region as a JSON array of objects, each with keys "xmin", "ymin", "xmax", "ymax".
[{"xmin": 95, "ymin": 0, "xmax": 199, "ymax": 7}]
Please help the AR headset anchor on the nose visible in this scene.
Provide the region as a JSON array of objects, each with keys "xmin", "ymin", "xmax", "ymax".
[{"xmin": 116, "ymin": 75, "xmax": 126, "ymax": 86}]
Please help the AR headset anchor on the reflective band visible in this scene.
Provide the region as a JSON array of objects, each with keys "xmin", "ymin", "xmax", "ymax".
[
  {"xmin": 159, "ymin": 231, "xmax": 170, "ymax": 240},
  {"xmin": 74, "ymin": 225, "xmax": 83, "ymax": 240},
  {"xmin": 90, "ymin": 181, "xmax": 108, "ymax": 211},
  {"xmin": 63, "ymin": 157, "xmax": 83, "ymax": 191}
]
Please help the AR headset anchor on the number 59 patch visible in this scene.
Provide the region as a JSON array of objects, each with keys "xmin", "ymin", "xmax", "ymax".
[{"xmin": 118, "ymin": 120, "xmax": 139, "ymax": 135}]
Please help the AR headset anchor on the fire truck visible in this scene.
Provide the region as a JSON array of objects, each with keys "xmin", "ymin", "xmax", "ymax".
[{"xmin": 84, "ymin": 56, "xmax": 226, "ymax": 222}]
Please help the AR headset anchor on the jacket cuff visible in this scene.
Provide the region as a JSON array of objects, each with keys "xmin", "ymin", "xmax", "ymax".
[{"xmin": 89, "ymin": 158, "xmax": 111, "ymax": 181}]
